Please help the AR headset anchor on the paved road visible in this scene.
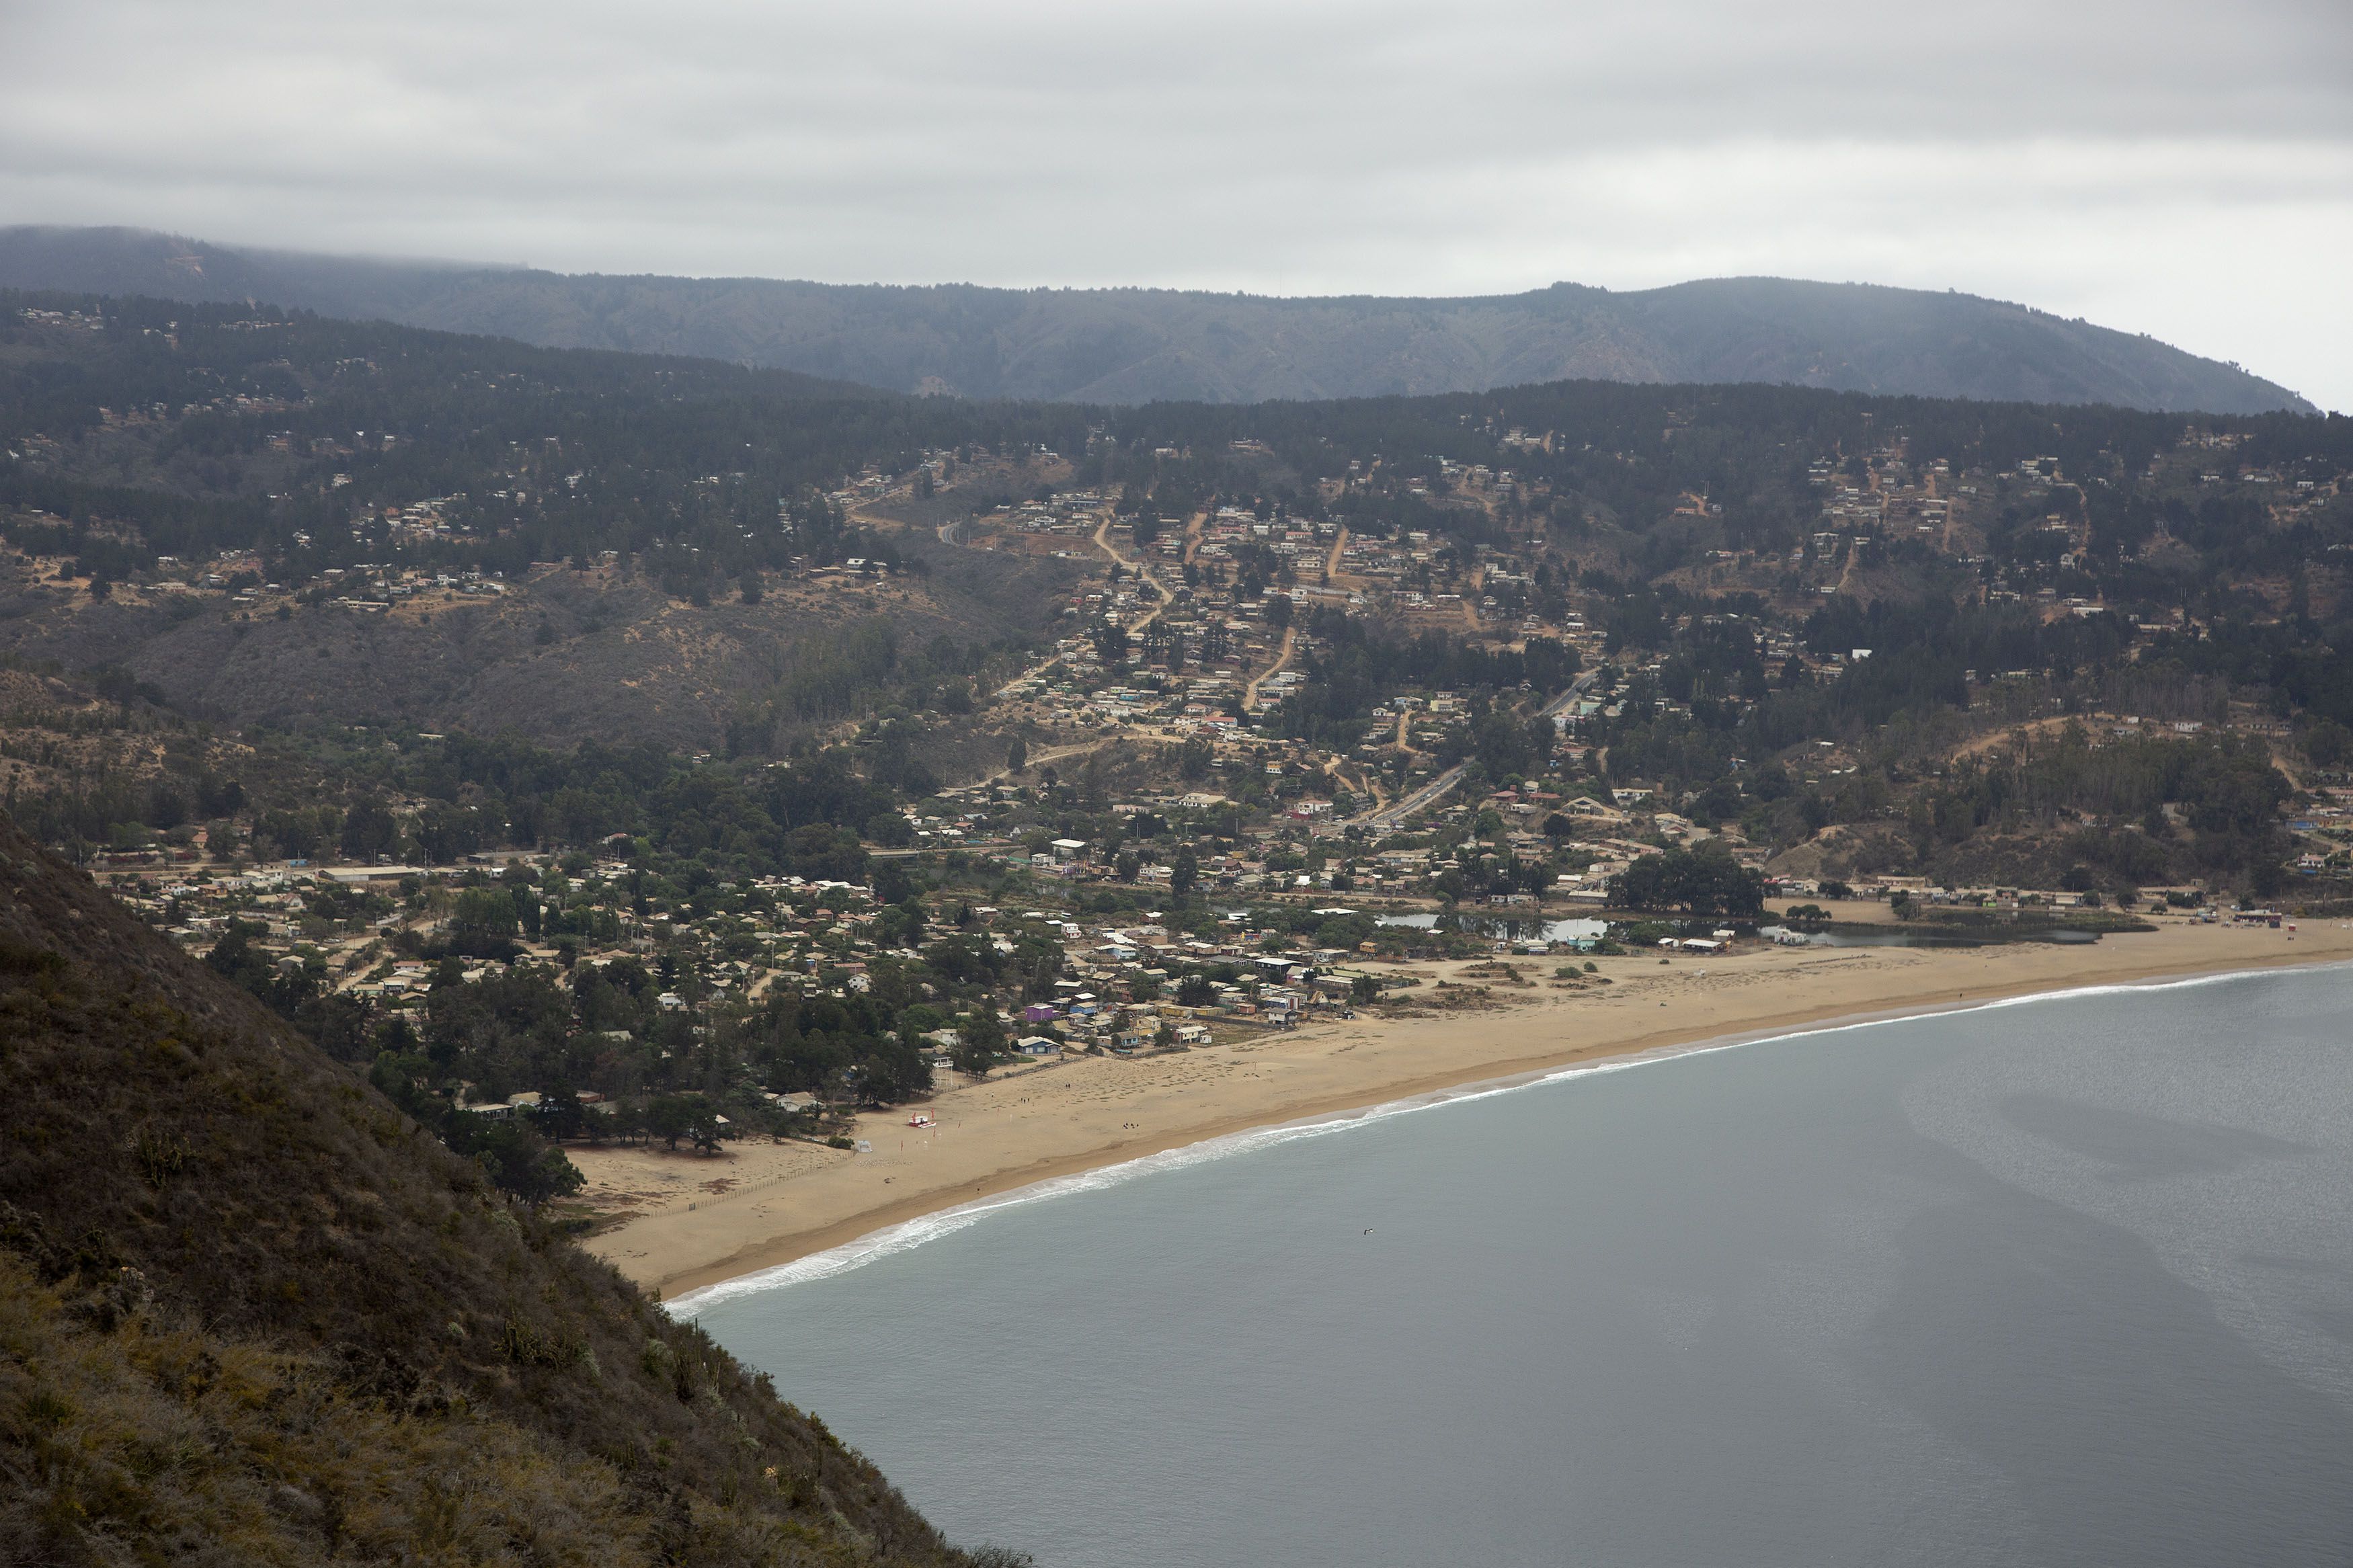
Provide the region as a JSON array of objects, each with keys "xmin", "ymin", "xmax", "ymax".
[
  {"xmin": 1092, "ymin": 515, "xmax": 1176, "ymax": 636},
  {"xmin": 1357, "ymin": 669, "xmax": 1599, "ymax": 831},
  {"xmin": 1243, "ymin": 625, "xmax": 1298, "ymax": 713}
]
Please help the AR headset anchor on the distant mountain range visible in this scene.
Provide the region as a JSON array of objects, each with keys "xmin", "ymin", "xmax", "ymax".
[{"xmin": 0, "ymin": 224, "xmax": 2313, "ymax": 415}]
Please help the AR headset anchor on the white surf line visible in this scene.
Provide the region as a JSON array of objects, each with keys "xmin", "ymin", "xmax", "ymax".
[{"xmin": 666, "ymin": 959, "xmax": 2349, "ymax": 1316}]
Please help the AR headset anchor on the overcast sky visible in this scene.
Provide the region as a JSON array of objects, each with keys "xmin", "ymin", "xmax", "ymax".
[{"xmin": 5, "ymin": 0, "xmax": 2349, "ymax": 407}]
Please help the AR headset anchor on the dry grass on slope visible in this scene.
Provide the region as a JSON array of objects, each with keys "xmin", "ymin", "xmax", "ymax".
[{"xmin": 2, "ymin": 1255, "xmax": 652, "ymax": 1565}]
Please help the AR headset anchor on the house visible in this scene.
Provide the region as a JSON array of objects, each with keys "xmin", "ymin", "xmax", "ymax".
[
  {"xmin": 321, "ymin": 865, "xmax": 426, "ymax": 886},
  {"xmin": 1013, "ymin": 1036, "xmax": 1061, "ymax": 1057}
]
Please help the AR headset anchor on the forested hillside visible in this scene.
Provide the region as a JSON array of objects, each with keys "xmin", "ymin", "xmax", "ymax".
[
  {"xmin": 0, "ymin": 291, "xmax": 1085, "ymax": 745},
  {"xmin": 0, "ymin": 226, "xmax": 2315, "ymax": 413}
]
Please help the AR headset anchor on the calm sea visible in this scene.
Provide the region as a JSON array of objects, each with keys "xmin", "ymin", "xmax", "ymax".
[{"xmin": 685, "ymin": 967, "xmax": 2353, "ymax": 1567}]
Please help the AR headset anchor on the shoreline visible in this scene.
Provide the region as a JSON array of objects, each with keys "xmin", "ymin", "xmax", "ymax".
[
  {"xmin": 580, "ymin": 921, "xmax": 2353, "ymax": 1305},
  {"xmin": 667, "ymin": 954, "xmax": 2342, "ymax": 1315}
]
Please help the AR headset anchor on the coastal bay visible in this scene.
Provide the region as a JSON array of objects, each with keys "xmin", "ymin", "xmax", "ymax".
[{"xmin": 686, "ymin": 960, "xmax": 2353, "ymax": 1567}]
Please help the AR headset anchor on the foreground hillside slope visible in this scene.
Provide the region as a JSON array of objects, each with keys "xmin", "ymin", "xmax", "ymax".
[
  {"xmin": 0, "ymin": 815, "xmax": 988, "ymax": 1565},
  {"xmin": 0, "ymin": 226, "xmax": 2311, "ymax": 415}
]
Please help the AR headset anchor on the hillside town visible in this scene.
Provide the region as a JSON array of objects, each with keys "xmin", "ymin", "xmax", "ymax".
[{"xmin": 6, "ymin": 298, "xmax": 2350, "ymax": 1180}]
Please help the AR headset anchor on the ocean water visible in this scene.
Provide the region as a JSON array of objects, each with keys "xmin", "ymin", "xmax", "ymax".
[{"xmin": 686, "ymin": 968, "xmax": 2353, "ymax": 1567}]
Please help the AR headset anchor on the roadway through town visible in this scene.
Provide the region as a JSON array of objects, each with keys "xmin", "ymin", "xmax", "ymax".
[{"xmin": 1357, "ymin": 668, "xmax": 1600, "ymax": 830}]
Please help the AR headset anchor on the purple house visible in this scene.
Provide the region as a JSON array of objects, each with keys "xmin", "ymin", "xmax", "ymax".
[{"xmin": 1021, "ymin": 1003, "xmax": 1060, "ymax": 1025}]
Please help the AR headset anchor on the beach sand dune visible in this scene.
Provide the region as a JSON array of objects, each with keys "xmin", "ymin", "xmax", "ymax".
[{"xmin": 584, "ymin": 918, "xmax": 2353, "ymax": 1300}]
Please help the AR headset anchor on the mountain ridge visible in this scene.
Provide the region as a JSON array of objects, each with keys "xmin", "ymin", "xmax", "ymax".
[{"xmin": 0, "ymin": 224, "xmax": 2312, "ymax": 416}]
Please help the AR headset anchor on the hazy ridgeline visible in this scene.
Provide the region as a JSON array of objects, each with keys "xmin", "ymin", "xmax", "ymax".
[{"xmin": 0, "ymin": 226, "xmax": 2315, "ymax": 413}]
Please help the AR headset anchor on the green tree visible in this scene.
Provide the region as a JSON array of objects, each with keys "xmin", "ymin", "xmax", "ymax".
[
  {"xmin": 341, "ymin": 796, "xmax": 399, "ymax": 861},
  {"xmin": 953, "ymin": 1007, "xmax": 1006, "ymax": 1078},
  {"xmin": 1607, "ymin": 845, "xmax": 1764, "ymax": 916},
  {"xmin": 453, "ymin": 884, "xmax": 519, "ymax": 938},
  {"xmin": 645, "ymin": 1094, "xmax": 696, "ymax": 1151},
  {"xmin": 877, "ymin": 897, "xmax": 927, "ymax": 948},
  {"xmin": 469, "ymin": 1120, "xmax": 584, "ymax": 1204}
]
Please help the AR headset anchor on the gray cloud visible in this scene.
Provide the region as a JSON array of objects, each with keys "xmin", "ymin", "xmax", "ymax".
[{"xmin": 3, "ymin": 0, "xmax": 2348, "ymax": 406}]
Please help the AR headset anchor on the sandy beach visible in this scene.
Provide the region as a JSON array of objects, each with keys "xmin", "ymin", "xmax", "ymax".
[{"xmin": 580, "ymin": 915, "xmax": 2353, "ymax": 1301}]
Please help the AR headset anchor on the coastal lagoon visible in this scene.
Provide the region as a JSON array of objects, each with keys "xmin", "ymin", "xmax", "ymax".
[{"xmin": 688, "ymin": 967, "xmax": 2353, "ymax": 1567}]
